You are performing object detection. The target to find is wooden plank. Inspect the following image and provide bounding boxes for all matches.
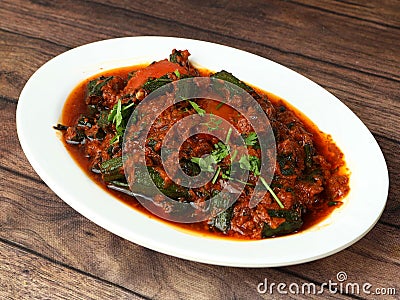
[0,30,68,100]
[0,0,398,297]
[0,0,399,82]
[1,28,399,142]
[0,159,398,298]
[99,0,399,80]
[1,1,399,140]
[290,0,400,28]
[285,225,399,300]
[0,168,357,299]
[0,100,44,185]
[0,241,144,299]
[374,135,400,228]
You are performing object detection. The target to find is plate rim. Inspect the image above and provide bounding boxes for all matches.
[16,36,389,267]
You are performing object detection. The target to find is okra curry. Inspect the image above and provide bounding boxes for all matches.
[55,49,350,239]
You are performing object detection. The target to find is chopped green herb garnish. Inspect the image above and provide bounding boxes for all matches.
[259,177,284,208]
[212,167,221,184]
[238,155,284,208]
[174,69,181,78]
[215,102,224,110]
[190,127,283,208]
[201,114,222,131]
[238,155,261,176]
[212,142,230,162]
[188,100,206,116]
[190,130,232,174]
[108,99,136,144]
[230,149,238,163]
[225,127,233,144]
[244,132,258,146]
[191,155,217,172]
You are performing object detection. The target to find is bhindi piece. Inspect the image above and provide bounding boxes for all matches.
[131,166,189,200]
[262,208,303,238]
[210,206,233,233]
[100,156,124,182]
[104,161,189,200]
[211,70,255,94]
[209,191,235,233]
[180,159,201,177]
[142,75,172,93]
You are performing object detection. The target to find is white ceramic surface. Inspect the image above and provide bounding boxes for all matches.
[16,37,389,267]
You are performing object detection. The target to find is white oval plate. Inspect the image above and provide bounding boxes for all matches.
[17,37,389,267]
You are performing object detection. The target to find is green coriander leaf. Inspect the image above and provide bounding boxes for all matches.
[191,155,216,172]
[108,103,118,122]
[109,134,120,145]
[215,102,224,110]
[238,154,283,208]
[188,100,206,116]
[230,149,238,163]
[225,127,233,144]
[108,100,136,145]
[239,155,251,171]
[248,156,261,176]
[174,69,181,78]
[259,176,284,208]
[244,132,258,146]
[122,101,135,111]
[212,167,221,184]
[239,155,260,176]
[201,114,222,131]
[212,142,230,162]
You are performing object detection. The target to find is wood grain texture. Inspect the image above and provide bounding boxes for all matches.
[1,0,399,140]
[98,0,399,80]
[1,162,365,300]
[290,0,400,28]
[1,100,398,298]
[0,0,399,299]
[0,241,144,300]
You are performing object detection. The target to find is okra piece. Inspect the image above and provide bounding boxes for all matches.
[131,166,189,200]
[100,156,124,182]
[211,70,255,94]
[209,191,235,233]
[262,208,303,238]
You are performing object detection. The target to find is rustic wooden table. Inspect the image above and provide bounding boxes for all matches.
[1,0,399,299]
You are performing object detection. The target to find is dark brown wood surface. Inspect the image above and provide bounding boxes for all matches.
[0,1,399,299]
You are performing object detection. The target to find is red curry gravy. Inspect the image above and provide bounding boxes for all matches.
[58,53,350,240]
